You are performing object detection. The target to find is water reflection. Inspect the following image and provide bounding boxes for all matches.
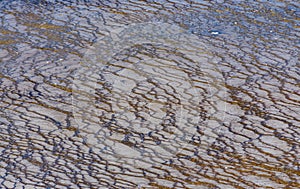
[0,0,299,188]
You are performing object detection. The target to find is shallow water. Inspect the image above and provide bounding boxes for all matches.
[0,0,299,188]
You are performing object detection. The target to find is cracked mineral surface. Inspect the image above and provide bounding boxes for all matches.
[0,0,299,188]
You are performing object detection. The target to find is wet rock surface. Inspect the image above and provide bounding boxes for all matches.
[0,0,299,188]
